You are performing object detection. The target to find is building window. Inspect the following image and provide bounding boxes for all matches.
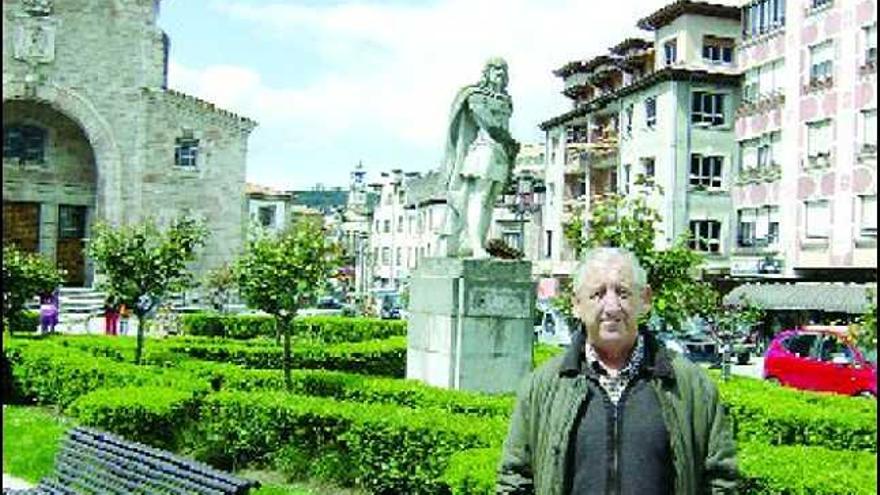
[503,232,522,251]
[702,36,734,64]
[545,230,553,258]
[689,220,721,253]
[806,119,833,160]
[622,163,631,195]
[174,136,199,167]
[809,40,834,84]
[58,205,87,240]
[645,97,657,128]
[692,92,725,126]
[640,157,655,177]
[397,215,404,233]
[396,247,402,266]
[663,39,677,65]
[3,125,47,163]
[383,219,391,233]
[624,105,634,136]
[689,155,723,188]
[811,0,831,9]
[804,200,830,239]
[737,209,757,247]
[381,247,391,266]
[858,195,877,237]
[860,109,877,150]
[743,0,785,38]
[864,24,878,66]
[258,205,276,228]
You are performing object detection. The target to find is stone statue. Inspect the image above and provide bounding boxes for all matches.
[439,57,520,258]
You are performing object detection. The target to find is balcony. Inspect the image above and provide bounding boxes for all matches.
[857,143,877,163]
[859,56,877,77]
[735,163,782,185]
[803,152,832,170]
[802,75,834,95]
[736,91,785,118]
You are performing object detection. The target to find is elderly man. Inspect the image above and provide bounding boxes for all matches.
[497,247,737,494]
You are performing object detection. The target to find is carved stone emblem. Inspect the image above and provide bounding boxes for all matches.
[23,0,53,16]
[13,19,56,64]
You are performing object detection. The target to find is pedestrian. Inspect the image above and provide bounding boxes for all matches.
[38,290,59,334]
[104,296,119,336]
[118,303,130,336]
[497,247,737,494]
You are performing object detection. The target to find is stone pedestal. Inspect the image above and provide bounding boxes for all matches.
[406,257,535,394]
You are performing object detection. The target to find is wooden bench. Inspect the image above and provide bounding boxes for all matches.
[4,426,260,495]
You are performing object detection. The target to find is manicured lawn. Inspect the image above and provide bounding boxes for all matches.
[2,405,345,495]
[2,405,73,483]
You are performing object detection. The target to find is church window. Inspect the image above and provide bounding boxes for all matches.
[175,133,199,168]
[3,125,47,163]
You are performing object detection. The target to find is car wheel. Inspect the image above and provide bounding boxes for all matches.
[766,376,781,386]
[857,391,876,399]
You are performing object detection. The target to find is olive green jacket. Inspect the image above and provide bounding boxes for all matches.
[496,332,737,494]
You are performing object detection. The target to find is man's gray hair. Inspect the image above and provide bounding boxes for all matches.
[572,247,648,293]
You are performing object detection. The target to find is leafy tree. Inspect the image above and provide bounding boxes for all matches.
[849,289,877,358]
[2,244,65,333]
[235,216,339,391]
[87,216,208,364]
[203,263,236,313]
[706,296,765,381]
[558,180,716,332]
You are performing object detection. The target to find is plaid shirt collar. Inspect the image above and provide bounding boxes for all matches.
[583,334,646,404]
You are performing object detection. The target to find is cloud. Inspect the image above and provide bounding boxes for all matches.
[167,0,741,188]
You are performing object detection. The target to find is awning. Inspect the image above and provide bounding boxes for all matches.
[723,283,877,314]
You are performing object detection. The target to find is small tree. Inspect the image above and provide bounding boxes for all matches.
[87,216,208,364]
[849,289,877,357]
[2,244,65,333]
[560,180,716,332]
[235,216,339,391]
[203,263,236,313]
[707,296,765,381]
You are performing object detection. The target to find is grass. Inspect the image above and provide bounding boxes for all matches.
[2,405,356,494]
[2,405,74,483]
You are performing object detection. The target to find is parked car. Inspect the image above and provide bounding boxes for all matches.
[763,325,877,398]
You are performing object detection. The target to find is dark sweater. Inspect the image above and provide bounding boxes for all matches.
[569,335,674,494]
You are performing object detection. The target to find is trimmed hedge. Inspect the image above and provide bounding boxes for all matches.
[175,360,515,417]
[69,386,201,451]
[197,390,508,494]
[154,336,407,377]
[440,443,878,495]
[179,313,407,343]
[716,374,877,452]
[4,310,40,333]
[5,341,205,408]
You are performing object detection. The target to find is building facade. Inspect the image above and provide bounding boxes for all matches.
[2,0,256,286]
[732,0,877,282]
[541,1,746,285]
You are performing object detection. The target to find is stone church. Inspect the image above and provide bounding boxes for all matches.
[2,0,256,286]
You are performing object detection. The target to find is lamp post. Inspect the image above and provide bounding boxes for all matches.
[503,174,546,256]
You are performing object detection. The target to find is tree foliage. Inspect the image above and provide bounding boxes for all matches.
[234,216,340,390]
[849,289,877,355]
[203,263,236,313]
[2,244,65,333]
[86,216,208,363]
[559,181,716,331]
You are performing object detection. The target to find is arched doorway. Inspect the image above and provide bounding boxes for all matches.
[2,100,97,286]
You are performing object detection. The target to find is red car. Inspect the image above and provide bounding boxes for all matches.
[763,326,877,398]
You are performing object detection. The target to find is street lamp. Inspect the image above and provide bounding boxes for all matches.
[503,174,546,254]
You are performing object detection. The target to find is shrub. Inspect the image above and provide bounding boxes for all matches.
[5,341,203,409]
[716,374,877,452]
[180,312,406,343]
[197,391,508,494]
[438,443,878,495]
[4,310,40,333]
[69,386,201,451]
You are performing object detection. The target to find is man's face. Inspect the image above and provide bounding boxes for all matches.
[572,258,647,352]
[487,65,508,92]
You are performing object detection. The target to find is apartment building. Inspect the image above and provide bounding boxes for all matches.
[732,0,877,283]
[541,1,743,281]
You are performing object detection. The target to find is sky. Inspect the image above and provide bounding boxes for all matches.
[156,0,736,191]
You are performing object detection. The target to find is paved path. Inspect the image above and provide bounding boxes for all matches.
[3,473,33,489]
